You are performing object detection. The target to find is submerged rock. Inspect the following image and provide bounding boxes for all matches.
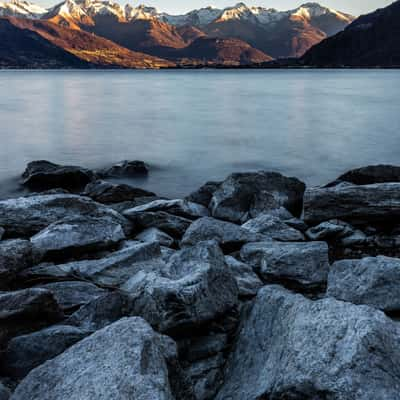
[22,160,96,191]
[99,160,149,177]
[216,285,400,400]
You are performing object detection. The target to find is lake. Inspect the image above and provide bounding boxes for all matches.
[0,69,399,199]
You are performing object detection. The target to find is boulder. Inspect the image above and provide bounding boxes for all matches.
[305,219,354,241]
[99,160,149,177]
[209,171,305,223]
[241,241,330,290]
[1,325,88,378]
[0,193,131,237]
[181,217,265,252]
[334,164,400,186]
[124,211,192,238]
[327,256,400,313]
[225,256,263,298]
[216,285,400,400]
[30,216,125,262]
[33,281,106,312]
[122,241,238,334]
[242,213,305,241]
[83,180,155,204]
[135,227,174,248]
[303,183,400,225]
[22,160,95,191]
[10,317,193,400]
[0,240,32,289]
[185,181,221,207]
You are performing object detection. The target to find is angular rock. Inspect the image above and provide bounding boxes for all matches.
[305,219,354,241]
[327,256,400,313]
[135,227,174,248]
[216,285,400,400]
[241,241,329,289]
[209,171,306,223]
[0,193,131,237]
[22,160,95,191]
[99,160,149,177]
[1,325,88,378]
[285,217,308,232]
[336,164,400,186]
[34,281,106,312]
[304,183,400,225]
[83,180,155,204]
[0,240,32,289]
[181,217,265,252]
[122,241,238,334]
[186,181,221,207]
[10,317,193,400]
[242,213,305,241]
[30,216,125,262]
[225,256,263,298]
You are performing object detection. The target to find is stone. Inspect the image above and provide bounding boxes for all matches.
[185,181,221,207]
[83,180,155,204]
[0,240,32,289]
[0,193,131,237]
[122,241,238,334]
[10,317,193,400]
[99,160,149,177]
[181,217,265,252]
[327,256,400,313]
[21,160,96,191]
[216,285,400,400]
[31,216,125,262]
[209,171,306,223]
[1,325,88,378]
[305,219,354,241]
[135,227,174,248]
[124,199,209,220]
[242,213,305,241]
[33,281,106,312]
[303,183,400,225]
[241,241,330,290]
[225,256,263,298]
[335,164,400,185]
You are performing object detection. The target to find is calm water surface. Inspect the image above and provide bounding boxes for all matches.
[0,69,399,198]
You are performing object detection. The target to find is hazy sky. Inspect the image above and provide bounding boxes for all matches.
[36,0,393,16]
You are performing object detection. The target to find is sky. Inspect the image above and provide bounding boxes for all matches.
[35,0,394,16]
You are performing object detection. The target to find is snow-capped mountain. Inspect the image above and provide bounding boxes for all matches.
[0,0,46,18]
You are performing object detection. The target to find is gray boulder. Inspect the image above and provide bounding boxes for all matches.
[327,256,400,313]
[216,285,400,400]
[209,171,305,223]
[242,213,305,241]
[0,193,131,237]
[135,227,174,248]
[0,240,32,289]
[21,160,96,191]
[30,216,125,262]
[305,219,354,241]
[1,325,87,378]
[10,317,193,400]
[304,183,400,225]
[99,160,149,177]
[186,181,221,207]
[241,241,330,289]
[83,180,155,204]
[181,217,265,252]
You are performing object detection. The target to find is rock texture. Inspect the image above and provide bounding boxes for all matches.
[99,160,149,177]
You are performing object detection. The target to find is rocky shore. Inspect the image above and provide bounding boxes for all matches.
[1,160,400,399]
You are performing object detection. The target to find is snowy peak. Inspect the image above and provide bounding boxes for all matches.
[292,3,353,23]
[0,0,46,18]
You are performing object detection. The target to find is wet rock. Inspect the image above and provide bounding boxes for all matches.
[209,171,305,223]
[242,213,305,241]
[225,256,263,298]
[10,317,193,400]
[305,219,354,241]
[0,193,131,237]
[335,164,400,186]
[216,285,400,400]
[99,160,149,177]
[304,183,400,225]
[241,241,329,290]
[83,180,155,204]
[135,227,174,248]
[181,217,265,253]
[327,256,400,313]
[22,160,96,191]
[0,240,32,290]
[186,181,221,207]
[124,211,192,238]
[1,325,87,378]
